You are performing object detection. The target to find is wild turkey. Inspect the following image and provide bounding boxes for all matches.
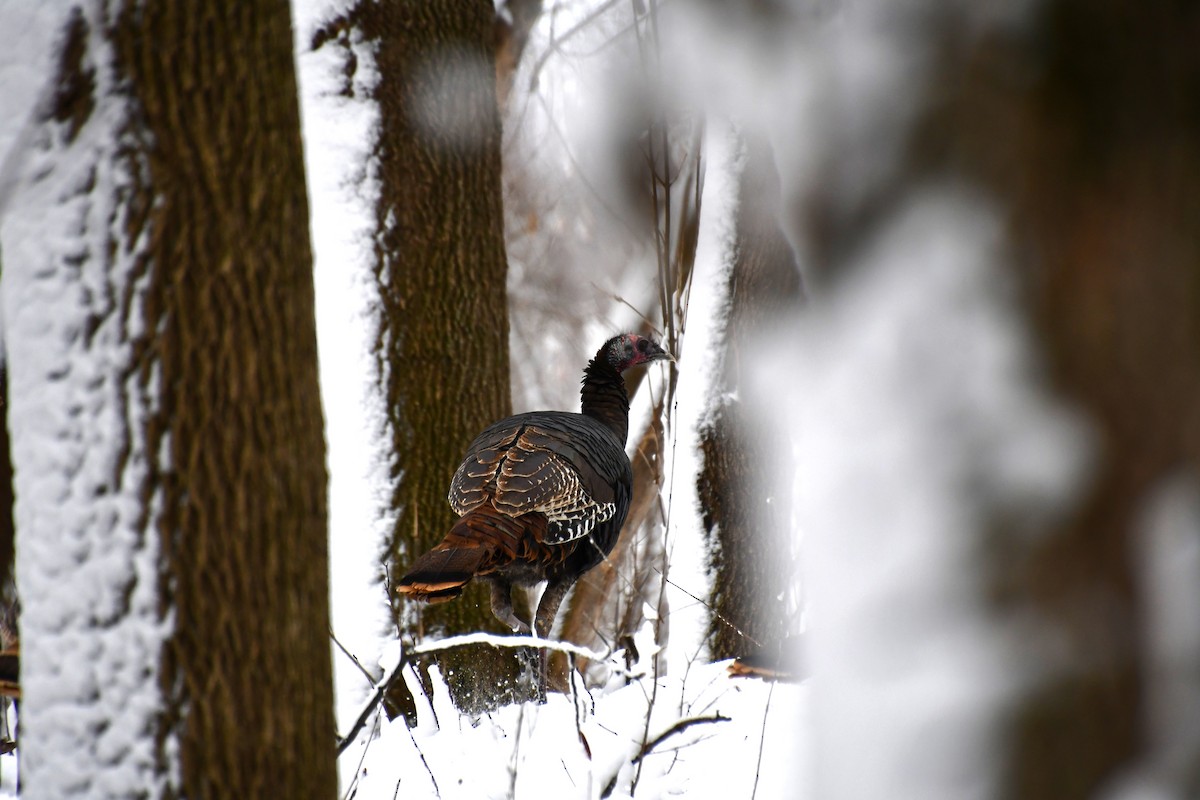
[397,333,672,638]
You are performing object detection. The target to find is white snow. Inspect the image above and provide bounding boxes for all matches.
[339,631,805,800]
[0,4,173,796]
[655,118,743,673]
[1102,476,1200,800]
[290,0,398,783]
[0,5,66,224]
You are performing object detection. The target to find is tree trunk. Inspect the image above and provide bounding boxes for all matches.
[320,0,518,713]
[2,3,336,796]
[697,137,802,661]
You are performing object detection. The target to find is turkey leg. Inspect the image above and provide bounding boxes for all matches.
[534,577,573,638]
[488,578,531,634]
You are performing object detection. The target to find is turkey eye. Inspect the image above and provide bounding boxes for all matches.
[637,339,649,352]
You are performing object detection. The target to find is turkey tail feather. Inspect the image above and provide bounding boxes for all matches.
[397,509,550,602]
[396,545,486,602]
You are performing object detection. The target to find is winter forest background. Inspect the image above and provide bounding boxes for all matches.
[0,1,1197,798]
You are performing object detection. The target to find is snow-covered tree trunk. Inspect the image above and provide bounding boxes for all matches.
[1,3,335,796]
[309,0,519,714]
[696,134,802,662]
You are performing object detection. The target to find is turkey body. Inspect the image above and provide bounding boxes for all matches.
[396,333,670,637]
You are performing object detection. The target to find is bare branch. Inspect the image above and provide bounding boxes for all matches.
[330,627,376,683]
[527,0,625,89]
[405,711,442,799]
[654,568,764,650]
[336,651,408,757]
[339,712,380,800]
[632,714,733,765]
[410,631,610,662]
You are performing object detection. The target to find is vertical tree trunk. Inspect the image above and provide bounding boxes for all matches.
[697,137,802,661]
[322,0,518,712]
[3,2,336,796]
[123,4,337,794]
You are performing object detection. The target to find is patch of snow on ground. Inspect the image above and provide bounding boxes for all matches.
[340,635,804,800]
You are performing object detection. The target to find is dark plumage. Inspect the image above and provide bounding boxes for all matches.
[397,333,672,637]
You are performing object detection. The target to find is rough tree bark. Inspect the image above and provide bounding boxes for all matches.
[4,3,336,796]
[123,3,336,795]
[314,0,518,713]
[697,137,802,661]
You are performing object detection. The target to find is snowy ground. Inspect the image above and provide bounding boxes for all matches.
[336,637,805,800]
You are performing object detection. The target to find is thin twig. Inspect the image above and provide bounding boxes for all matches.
[594,286,663,335]
[527,0,624,89]
[508,705,525,798]
[631,6,664,790]
[406,715,441,799]
[631,714,732,764]
[653,567,764,650]
[569,653,590,760]
[751,680,777,800]
[330,628,375,683]
[341,712,381,800]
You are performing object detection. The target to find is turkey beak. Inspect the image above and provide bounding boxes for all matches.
[647,343,675,364]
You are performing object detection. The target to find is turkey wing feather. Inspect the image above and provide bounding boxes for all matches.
[447,415,625,544]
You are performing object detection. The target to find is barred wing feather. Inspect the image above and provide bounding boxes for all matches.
[448,417,623,544]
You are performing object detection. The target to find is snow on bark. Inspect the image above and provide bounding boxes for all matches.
[656,119,743,672]
[291,0,394,765]
[0,6,173,797]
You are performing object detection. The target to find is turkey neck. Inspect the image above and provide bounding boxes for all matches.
[580,356,630,444]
